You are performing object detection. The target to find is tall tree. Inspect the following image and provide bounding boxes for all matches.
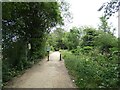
[81,27,97,47]
[67,27,81,50]
[2,2,66,82]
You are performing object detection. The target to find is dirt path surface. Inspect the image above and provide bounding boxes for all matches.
[5,51,76,88]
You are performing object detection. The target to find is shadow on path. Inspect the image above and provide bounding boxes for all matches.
[5,51,76,88]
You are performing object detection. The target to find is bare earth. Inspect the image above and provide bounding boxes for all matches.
[5,51,76,88]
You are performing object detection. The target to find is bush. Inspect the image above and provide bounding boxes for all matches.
[61,50,118,88]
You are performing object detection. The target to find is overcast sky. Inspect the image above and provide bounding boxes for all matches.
[64,0,118,37]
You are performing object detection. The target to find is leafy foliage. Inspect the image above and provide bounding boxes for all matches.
[61,48,118,88]
[47,28,67,50]
[59,18,119,88]
[2,2,64,83]
[48,21,119,88]
[98,16,116,35]
[47,27,82,50]
[81,27,97,47]
[95,30,118,54]
[98,0,120,19]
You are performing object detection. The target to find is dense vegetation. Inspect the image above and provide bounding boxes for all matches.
[47,16,119,88]
[1,0,119,88]
[2,2,69,83]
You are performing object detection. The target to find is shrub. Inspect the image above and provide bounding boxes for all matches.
[61,50,118,88]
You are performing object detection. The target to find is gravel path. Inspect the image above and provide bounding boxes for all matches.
[5,51,76,88]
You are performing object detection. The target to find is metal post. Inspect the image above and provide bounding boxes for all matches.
[47,51,49,61]
[60,53,62,61]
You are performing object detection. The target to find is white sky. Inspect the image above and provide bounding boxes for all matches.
[64,0,118,37]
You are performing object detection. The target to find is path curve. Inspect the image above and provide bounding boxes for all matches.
[5,51,76,88]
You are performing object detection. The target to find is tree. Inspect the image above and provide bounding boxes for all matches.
[47,28,66,50]
[67,27,81,50]
[2,2,65,82]
[98,0,120,19]
[95,30,118,54]
[81,27,97,47]
[47,27,82,51]
[98,16,116,34]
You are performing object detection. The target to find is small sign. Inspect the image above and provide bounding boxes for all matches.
[28,43,31,50]
[47,46,51,51]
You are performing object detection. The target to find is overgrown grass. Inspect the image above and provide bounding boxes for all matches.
[61,50,119,88]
